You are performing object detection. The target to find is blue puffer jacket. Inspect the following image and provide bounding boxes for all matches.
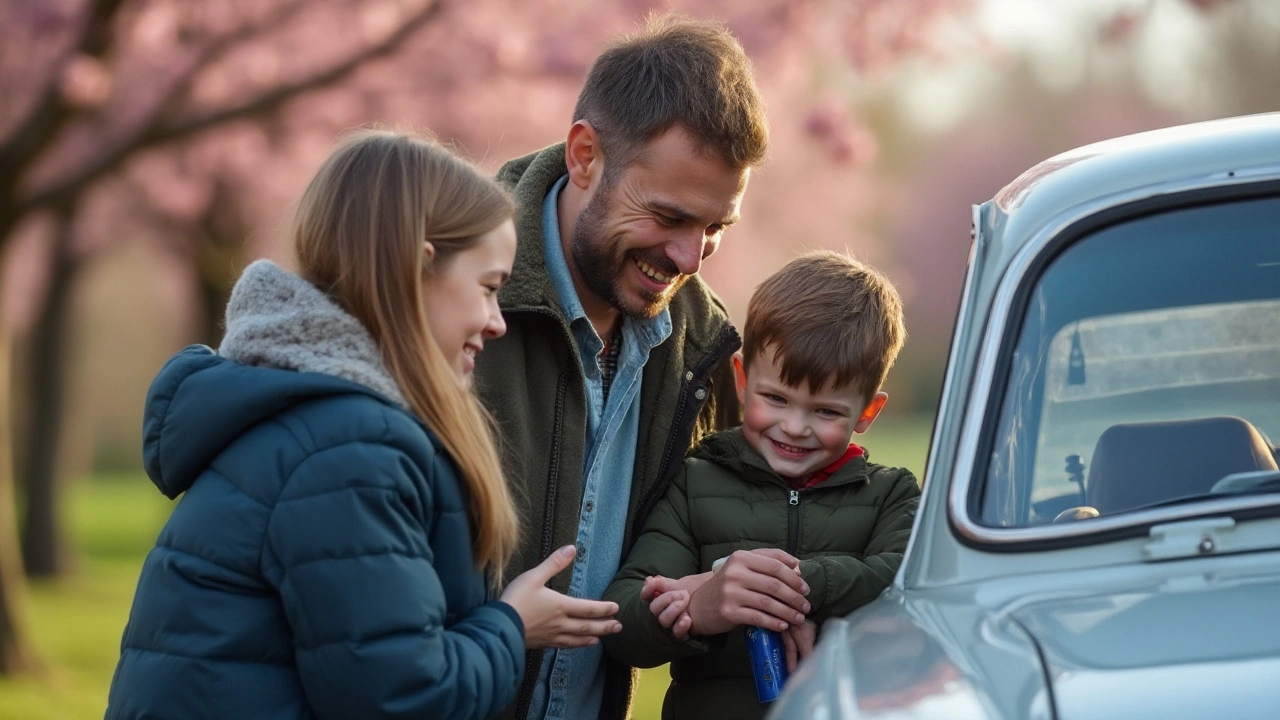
[106,261,524,720]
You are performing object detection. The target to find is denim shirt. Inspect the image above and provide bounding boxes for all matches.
[526,177,673,720]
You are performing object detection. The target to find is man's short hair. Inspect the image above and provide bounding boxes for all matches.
[743,251,906,405]
[573,13,769,176]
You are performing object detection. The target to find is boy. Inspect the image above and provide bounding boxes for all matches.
[602,251,921,720]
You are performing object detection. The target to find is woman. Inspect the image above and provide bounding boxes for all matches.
[106,130,620,720]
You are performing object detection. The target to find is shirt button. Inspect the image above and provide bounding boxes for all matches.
[552,674,567,688]
[694,388,707,400]
[584,500,594,512]
[576,542,587,560]
[684,371,694,381]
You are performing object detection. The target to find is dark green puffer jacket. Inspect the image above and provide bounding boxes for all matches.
[602,428,921,720]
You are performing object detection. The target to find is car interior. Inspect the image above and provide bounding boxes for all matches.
[1083,416,1280,516]
[978,193,1280,530]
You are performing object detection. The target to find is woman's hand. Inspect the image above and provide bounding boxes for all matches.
[500,545,622,649]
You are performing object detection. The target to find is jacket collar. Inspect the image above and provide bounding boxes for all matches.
[497,142,570,314]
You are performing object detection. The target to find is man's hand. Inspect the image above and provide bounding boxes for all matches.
[685,549,810,636]
[781,620,817,672]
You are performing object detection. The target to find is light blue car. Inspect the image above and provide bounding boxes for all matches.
[769,113,1280,719]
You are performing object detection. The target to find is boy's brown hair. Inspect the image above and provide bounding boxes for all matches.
[743,250,906,405]
[573,13,769,178]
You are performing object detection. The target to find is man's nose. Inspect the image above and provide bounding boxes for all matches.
[665,232,706,276]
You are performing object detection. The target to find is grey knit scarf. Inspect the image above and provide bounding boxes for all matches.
[218,259,409,408]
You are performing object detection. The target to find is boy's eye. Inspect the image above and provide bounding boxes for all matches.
[762,393,786,404]
[816,408,843,418]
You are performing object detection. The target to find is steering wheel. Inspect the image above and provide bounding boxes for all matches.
[1052,506,1100,523]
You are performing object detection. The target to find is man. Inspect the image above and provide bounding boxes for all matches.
[475,14,808,720]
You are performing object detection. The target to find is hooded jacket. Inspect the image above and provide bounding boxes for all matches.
[475,144,742,719]
[106,261,524,720]
[602,428,921,720]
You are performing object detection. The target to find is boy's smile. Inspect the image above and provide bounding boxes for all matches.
[734,346,886,481]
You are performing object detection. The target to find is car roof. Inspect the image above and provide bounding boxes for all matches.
[984,111,1280,268]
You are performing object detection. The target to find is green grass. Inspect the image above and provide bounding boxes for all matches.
[0,475,171,720]
[0,415,932,720]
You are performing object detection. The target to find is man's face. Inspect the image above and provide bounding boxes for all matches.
[570,125,748,319]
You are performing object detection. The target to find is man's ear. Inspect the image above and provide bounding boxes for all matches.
[853,392,888,434]
[732,352,748,406]
[565,120,603,192]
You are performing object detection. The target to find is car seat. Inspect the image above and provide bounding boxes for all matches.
[1085,416,1279,516]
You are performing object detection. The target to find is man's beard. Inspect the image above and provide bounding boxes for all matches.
[569,185,688,320]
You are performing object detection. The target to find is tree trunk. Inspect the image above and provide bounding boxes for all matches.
[19,205,79,577]
[194,185,249,348]
[197,261,231,348]
[0,313,39,674]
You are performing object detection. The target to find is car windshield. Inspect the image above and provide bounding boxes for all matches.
[977,194,1280,529]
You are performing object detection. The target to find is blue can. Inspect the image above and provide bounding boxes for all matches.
[744,625,789,703]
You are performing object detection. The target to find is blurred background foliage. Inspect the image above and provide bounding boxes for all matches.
[0,0,1275,715]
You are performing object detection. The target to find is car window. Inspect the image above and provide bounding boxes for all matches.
[978,194,1280,529]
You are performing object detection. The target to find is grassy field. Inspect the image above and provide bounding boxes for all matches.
[0,414,932,720]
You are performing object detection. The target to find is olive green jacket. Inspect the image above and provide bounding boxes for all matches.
[601,428,921,720]
[475,143,742,720]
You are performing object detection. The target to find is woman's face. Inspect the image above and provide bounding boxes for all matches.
[422,219,517,384]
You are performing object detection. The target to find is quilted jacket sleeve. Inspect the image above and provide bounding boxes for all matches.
[799,469,921,625]
[602,466,710,668]
[261,438,524,720]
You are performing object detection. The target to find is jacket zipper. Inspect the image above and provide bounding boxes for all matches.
[506,306,578,573]
[630,325,740,552]
[510,308,578,720]
[787,489,801,555]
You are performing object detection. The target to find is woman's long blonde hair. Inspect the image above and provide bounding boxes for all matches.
[292,129,518,585]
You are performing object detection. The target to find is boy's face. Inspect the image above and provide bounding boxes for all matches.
[735,345,887,480]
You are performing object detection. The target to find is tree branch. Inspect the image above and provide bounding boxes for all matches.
[0,0,127,198]
[23,0,445,213]
[161,0,445,138]
[153,0,313,120]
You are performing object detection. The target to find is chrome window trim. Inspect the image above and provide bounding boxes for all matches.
[948,169,1280,545]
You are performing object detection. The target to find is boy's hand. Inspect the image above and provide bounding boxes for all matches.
[646,589,693,639]
[685,549,810,636]
[641,572,713,602]
[781,620,818,672]
[641,574,711,640]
